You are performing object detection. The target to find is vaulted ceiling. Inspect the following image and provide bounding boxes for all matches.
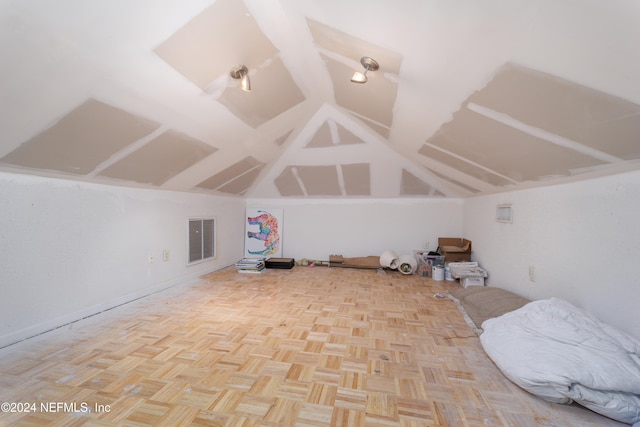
[1,0,639,198]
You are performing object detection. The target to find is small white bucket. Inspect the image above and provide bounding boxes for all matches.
[432,266,444,281]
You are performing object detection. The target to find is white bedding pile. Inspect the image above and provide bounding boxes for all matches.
[480,297,640,425]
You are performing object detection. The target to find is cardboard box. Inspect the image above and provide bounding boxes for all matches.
[438,238,472,263]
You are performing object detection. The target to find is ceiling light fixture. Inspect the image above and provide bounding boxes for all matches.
[351,56,379,84]
[230,65,251,92]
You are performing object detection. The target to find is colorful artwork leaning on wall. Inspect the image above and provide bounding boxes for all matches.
[245,208,283,257]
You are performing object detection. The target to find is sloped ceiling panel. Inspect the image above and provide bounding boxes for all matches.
[421,62,640,188]
[306,122,334,148]
[427,168,482,194]
[217,164,265,195]
[418,145,513,187]
[342,163,370,196]
[99,130,217,186]
[274,130,294,147]
[326,56,396,134]
[467,63,640,160]
[274,166,304,197]
[196,156,264,195]
[336,124,366,146]
[356,118,395,140]
[401,170,444,196]
[154,0,277,90]
[155,0,306,129]
[297,165,342,196]
[257,103,458,199]
[274,163,371,197]
[0,99,160,175]
[218,57,306,128]
[427,108,606,182]
[306,18,403,76]
[307,18,402,139]
[2,2,639,199]
[306,121,365,148]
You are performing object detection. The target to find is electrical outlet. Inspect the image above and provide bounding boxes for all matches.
[148,254,154,264]
[528,265,536,282]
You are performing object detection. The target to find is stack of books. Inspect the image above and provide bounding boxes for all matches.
[235,258,266,274]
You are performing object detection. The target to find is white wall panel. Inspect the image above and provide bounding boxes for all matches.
[247,198,464,260]
[0,172,245,347]
[463,170,640,339]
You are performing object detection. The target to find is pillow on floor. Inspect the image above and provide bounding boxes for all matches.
[448,286,530,334]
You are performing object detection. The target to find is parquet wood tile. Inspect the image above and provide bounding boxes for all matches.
[0,266,629,426]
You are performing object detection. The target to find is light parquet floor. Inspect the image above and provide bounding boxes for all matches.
[0,266,628,426]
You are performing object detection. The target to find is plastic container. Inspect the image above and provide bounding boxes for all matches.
[444,265,455,281]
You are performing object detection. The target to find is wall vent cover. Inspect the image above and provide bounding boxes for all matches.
[496,204,513,223]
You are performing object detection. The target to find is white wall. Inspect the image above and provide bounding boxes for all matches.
[247,198,464,260]
[5,169,638,346]
[0,172,245,347]
[463,170,640,339]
